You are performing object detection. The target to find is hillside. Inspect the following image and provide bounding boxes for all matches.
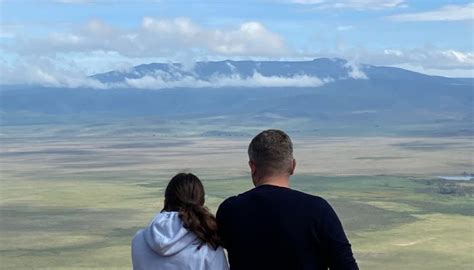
[1,58,472,134]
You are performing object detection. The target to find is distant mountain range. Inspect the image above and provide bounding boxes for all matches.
[1,58,473,133]
[92,58,363,85]
[90,58,470,88]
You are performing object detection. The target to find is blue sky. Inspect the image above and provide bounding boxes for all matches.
[0,0,473,87]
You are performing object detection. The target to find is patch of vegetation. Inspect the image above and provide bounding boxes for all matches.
[393,141,465,151]
[416,178,474,197]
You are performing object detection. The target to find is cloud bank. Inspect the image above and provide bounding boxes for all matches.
[8,18,288,58]
[125,71,333,90]
[0,57,336,89]
[378,49,474,70]
[1,12,472,84]
[0,57,108,88]
[388,3,474,22]
[290,0,406,10]
[317,48,474,72]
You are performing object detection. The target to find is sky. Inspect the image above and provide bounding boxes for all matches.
[0,0,473,87]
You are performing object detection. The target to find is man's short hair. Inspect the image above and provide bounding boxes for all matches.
[248,129,294,177]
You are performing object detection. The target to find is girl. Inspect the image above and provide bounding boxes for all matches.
[132,173,228,270]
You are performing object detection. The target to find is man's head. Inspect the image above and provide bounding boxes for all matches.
[248,129,296,186]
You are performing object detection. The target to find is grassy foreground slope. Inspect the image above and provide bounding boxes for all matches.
[0,126,472,269]
[1,173,472,269]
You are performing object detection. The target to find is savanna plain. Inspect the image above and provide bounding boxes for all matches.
[0,121,473,269]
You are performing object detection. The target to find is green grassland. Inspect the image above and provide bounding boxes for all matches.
[1,173,472,269]
[0,123,473,269]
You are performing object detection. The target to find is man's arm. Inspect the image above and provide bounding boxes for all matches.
[216,199,231,249]
[319,200,359,270]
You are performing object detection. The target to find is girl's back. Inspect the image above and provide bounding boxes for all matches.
[131,173,228,270]
[132,212,227,270]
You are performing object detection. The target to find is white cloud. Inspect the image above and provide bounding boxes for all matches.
[383,49,403,57]
[9,17,288,58]
[140,18,287,56]
[0,57,107,88]
[312,48,474,72]
[345,61,368,79]
[389,63,474,78]
[440,50,474,64]
[378,48,474,69]
[388,3,474,22]
[337,25,353,31]
[290,0,406,10]
[125,71,331,90]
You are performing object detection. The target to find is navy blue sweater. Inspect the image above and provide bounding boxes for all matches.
[216,184,358,270]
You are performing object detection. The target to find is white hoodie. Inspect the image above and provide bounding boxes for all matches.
[132,211,229,270]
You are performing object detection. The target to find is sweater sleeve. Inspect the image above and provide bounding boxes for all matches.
[216,198,232,249]
[318,200,359,270]
[206,247,229,270]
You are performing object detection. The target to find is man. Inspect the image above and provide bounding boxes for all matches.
[216,129,358,270]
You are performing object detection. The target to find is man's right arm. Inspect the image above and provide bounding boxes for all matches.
[216,199,232,249]
[318,200,359,270]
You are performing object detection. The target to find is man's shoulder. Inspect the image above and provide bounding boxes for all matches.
[217,191,247,211]
[218,186,330,210]
[218,195,237,210]
[291,188,329,202]
[216,187,258,216]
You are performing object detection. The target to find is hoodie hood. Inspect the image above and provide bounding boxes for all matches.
[144,211,198,256]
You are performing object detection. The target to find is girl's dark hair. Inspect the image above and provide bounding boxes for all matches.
[162,173,222,250]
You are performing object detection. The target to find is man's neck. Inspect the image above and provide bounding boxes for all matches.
[255,175,290,188]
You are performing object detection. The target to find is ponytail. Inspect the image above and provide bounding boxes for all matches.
[163,173,222,250]
[179,202,222,250]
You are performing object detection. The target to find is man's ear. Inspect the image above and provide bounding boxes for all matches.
[289,159,296,175]
[249,160,257,177]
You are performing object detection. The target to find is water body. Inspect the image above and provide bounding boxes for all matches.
[438,176,473,181]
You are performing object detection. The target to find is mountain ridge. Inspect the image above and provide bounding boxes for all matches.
[1,58,472,134]
[90,58,451,87]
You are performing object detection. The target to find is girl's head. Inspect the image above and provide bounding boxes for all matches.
[164,173,205,211]
[163,173,221,249]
